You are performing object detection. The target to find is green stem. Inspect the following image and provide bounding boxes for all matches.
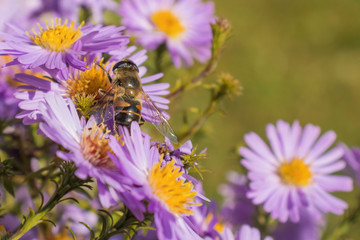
[179,98,218,143]
[155,44,166,74]
[10,163,92,240]
[254,207,271,237]
[10,187,67,240]
[322,195,360,240]
[167,57,217,100]
[10,208,49,240]
[167,18,231,100]
[96,208,153,240]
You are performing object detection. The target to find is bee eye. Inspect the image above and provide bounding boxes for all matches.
[113,61,128,71]
[113,60,139,73]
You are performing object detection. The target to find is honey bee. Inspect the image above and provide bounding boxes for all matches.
[93,59,178,144]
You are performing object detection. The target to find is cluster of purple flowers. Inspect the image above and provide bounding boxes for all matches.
[0,0,358,240]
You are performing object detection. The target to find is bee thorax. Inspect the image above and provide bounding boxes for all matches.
[126,88,137,97]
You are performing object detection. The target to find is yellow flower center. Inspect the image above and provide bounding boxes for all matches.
[66,59,111,100]
[81,123,121,169]
[214,222,225,234]
[278,158,312,186]
[148,158,199,215]
[205,213,225,234]
[29,18,83,52]
[151,10,185,38]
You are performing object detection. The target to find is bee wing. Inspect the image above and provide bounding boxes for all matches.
[92,83,119,125]
[142,92,178,144]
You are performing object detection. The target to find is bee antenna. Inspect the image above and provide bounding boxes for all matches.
[97,63,113,83]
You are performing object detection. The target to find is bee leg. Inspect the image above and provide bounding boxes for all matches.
[139,117,145,126]
[98,88,107,97]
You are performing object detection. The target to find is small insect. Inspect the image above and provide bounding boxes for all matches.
[93,59,178,144]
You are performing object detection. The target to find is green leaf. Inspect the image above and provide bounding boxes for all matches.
[2,178,14,196]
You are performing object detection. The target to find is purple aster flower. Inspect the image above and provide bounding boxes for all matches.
[108,122,203,240]
[0,18,129,78]
[119,0,214,67]
[240,120,353,223]
[0,214,38,240]
[151,138,208,194]
[0,56,32,121]
[272,210,324,240]
[342,144,360,187]
[0,186,38,239]
[0,79,19,121]
[37,92,127,207]
[0,0,42,31]
[218,171,255,228]
[32,0,118,24]
[187,201,224,239]
[53,203,98,239]
[153,138,202,170]
[14,48,170,125]
[221,225,273,240]
[80,0,119,23]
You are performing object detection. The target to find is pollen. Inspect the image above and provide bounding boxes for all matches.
[278,158,313,186]
[66,59,111,100]
[81,123,121,169]
[28,18,83,52]
[151,10,185,38]
[148,158,200,216]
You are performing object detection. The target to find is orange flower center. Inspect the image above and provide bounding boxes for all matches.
[81,123,121,169]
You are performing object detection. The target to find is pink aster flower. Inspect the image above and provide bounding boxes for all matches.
[119,0,214,67]
[0,18,129,78]
[108,122,202,240]
[14,48,170,125]
[239,120,353,223]
[38,92,127,207]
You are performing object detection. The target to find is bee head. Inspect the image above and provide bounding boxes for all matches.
[112,59,139,73]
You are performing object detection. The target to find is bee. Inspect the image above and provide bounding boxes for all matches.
[93,59,178,144]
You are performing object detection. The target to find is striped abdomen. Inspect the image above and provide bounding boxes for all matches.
[114,97,142,127]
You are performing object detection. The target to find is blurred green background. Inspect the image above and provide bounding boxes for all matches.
[144,1,360,237]
[169,0,360,199]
